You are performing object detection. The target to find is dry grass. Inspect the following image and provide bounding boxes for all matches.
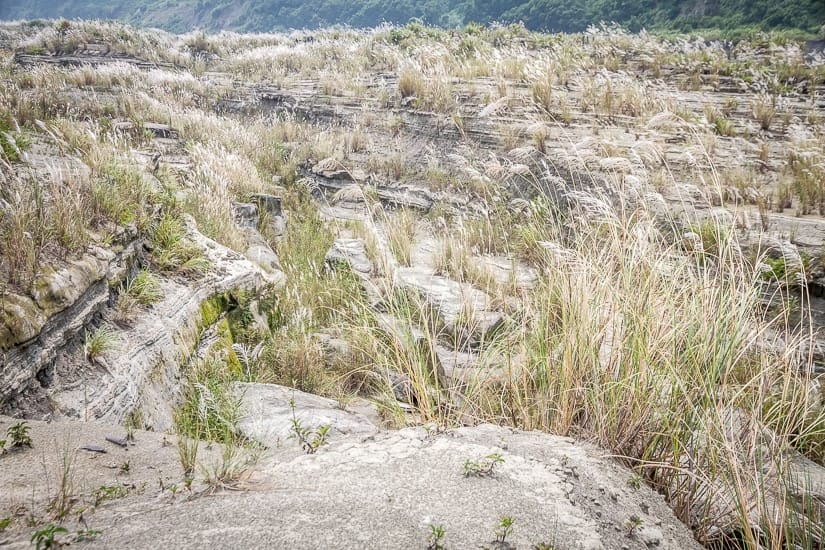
[2,20,825,549]
[382,208,418,266]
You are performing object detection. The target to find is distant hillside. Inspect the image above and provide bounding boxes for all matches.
[1,0,823,36]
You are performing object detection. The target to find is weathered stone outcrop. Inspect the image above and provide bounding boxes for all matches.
[13,47,167,70]
[0,227,142,409]
[231,201,285,285]
[394,266,504,348]
[44,219,269,429]
[305,160,434,211]
[324,237,373,280]
[234,382,380,445]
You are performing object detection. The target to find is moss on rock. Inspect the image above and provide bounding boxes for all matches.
[0,293,47,349]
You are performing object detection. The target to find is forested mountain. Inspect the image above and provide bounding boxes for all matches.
[1,0,823,36]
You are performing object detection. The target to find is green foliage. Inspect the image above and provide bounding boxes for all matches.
[174,355,242,444]
[150,213,209,275]
[73,529,102,542]
[0,112,29,162]
[92,484,129,506]
[495,516,514,544]
[91,163,151,227]
[713,116,736,137]
[31,524,68,550]
[7,421,32,448]
[463,453,504,477]
[289,396,331,454]
[427,524,447,550]
[1,0,822,36]
[84,325,119,362]
[124,269,163,306]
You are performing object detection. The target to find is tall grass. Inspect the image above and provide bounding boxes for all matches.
[389,187,824,547]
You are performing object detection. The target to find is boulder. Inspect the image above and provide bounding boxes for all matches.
[325,238,373,280]
[243,228,284,285]
[41,218,269,429]
[31,255,108,317]
[312,157,362,181]
[232,202,259,229]
[661,183,710,208]
[394,267,504,348]
[142,122,178,139]
[233,382,380,445]
[250,193,283,217]
[0,241,143,408]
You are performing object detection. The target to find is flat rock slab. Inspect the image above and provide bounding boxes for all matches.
[325,238,373,279]
[233,382,380,445]
[243,228,285,285]
[476,256,539,289]
[394,266,503,347]
[33,424,702,550]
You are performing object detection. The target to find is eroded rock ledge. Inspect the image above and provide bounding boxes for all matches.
[0,225,142,411]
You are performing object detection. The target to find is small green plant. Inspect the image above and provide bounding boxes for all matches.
[49,443,77,521]
[627,474,643,490]
[713,116,735,137]
[463,453,504,477]
[0,516,12,532]
[0,438,6,454]
[84,325,118,362]
[201,438,253,490]
[289,396,331,454]
[753,94,777,131]
[495,516,514,544]
[427,523,447,550]
[150,213,209,275]
[625,514,643,536]
[31,524,68,550]
[92,484,129,506]
[7,421,32,448]
[177,433,199,478]
[123,269,163,306]
[73,528,101,542]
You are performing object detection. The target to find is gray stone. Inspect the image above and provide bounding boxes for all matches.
[394,267,504,348]
[0,420,702,550]
[661,183,710,208]
[142,122,178,139]
[42,217,271,430]
[233,382,380,445]
[743,235,803,271]
[312,157,358,180]
[243,228,284,285]
[0,241,142,408]
[325,238,373,279]
[250,193,282,216]
[232,202,259,229]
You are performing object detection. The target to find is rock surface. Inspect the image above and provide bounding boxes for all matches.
[395,266,504,348]
[0,232,142,409]
[234,382,380,445]
[325,237,373,280]
[0,417,702,550]
[44,219,269,430]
